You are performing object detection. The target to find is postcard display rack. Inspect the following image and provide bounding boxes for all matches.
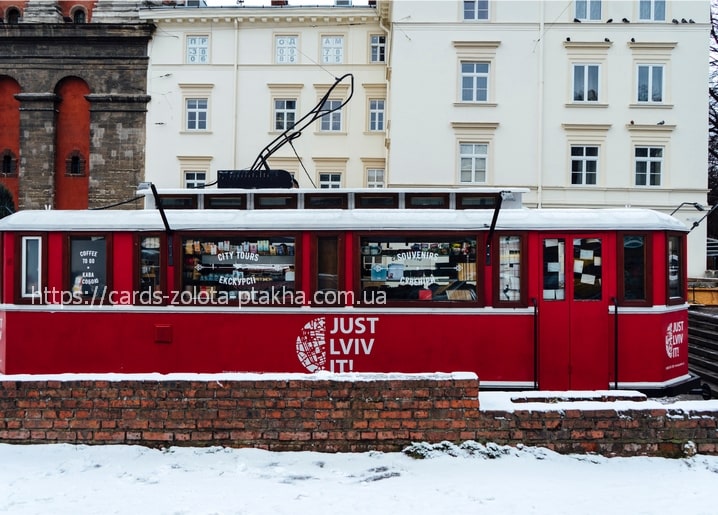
[181,236,295,301]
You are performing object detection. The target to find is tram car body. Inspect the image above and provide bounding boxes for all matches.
[0,187,697,394]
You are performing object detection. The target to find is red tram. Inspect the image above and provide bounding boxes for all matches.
[0,186,698,395]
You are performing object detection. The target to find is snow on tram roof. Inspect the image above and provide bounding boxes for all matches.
[0,207,688,232]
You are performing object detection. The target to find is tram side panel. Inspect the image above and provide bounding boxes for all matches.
[0,309,535,380]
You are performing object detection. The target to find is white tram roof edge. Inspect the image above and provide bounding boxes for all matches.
[0,207,689,233]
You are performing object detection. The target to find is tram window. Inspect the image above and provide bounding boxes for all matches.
[406,194,449,209]
[456,194,497,210]
[159,196,196,209]
[496,235,523,304]
[315,236,342,305]
[543,238,565,300]
[180,235,296,305]
[359,235,478,303]
[355,193,398,209]
[573,238,602,300]
[21,236,42,299]
[205,195,246,209]
[621,235,648,303]
[667,234,684,303]
[69,236,108,298]
[139,236,162,295]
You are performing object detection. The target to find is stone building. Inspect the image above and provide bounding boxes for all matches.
[0,0,154,211]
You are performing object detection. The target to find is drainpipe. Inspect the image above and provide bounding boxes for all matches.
[536,0,544,208]
[233,17,239,168]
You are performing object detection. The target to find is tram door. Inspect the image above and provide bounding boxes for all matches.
[538,235,609,390]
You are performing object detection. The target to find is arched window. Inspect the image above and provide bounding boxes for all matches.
[1,149,17,176]
[6,7,21,24]
[65,151,86,176]
[73,8,86,24]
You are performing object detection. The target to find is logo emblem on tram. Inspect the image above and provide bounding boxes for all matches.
[296,316,379,373]
[664,321,685,359]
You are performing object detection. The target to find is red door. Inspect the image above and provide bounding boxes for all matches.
[538,235,609,390]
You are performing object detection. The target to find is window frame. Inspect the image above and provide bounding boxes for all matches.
[356,232,482,307]
[634,145,664,187]
[570,145,599,185]
[184,171,207,189]
[492,233,527,307]
[177,231,300,306]
[617,232,653,307]
[186,34,210,65]
[65,233,112,304]
[275,34,299,64]
[574,0,601,21]
[17,234,45,304]
[666,232,685,305]
[636,64,664,103]
[369,34,386,63]
[459,142,489,184]
[460,61,490,103]
[639,0,666,21]
[319,172,342,189]
[274,98,297,132]
[320,35,344,64]
[572,63,601,103]
[463,0,489,21]
[368,98,385,132]
[366,168,385,188]
[185,97,209,132]
[319,99,343,132]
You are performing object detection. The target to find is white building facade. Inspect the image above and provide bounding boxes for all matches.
[140,0,710,275]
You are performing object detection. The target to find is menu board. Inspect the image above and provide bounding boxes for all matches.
[70,237,107,296]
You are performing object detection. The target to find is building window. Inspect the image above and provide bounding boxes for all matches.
[463,0,489,20]
[637,64,663,103]
[575,0,601,21]
[319,173,342,188]
[321,35,344,64]
[1,149,17,176]
[274,99,297,131]
[276,35,298,64]
[72,9,86,23]
[319,100,342,132]
[370,34,386,63]
[573,64,600,102]
[570,146,598,185]
[184,171,206,189]
[186,35,209,64]
[366,168,385,188]
[186,98,208,131]
[635,146,663,186]
[6,8,20,24]
[21,236,41,299]
[639,0,665,21]
[65,151,86,176]
[460,143,488,183]
[461,62,489,102]
[369,99,385,131]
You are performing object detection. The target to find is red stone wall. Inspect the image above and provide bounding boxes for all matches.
[0,375,716,457]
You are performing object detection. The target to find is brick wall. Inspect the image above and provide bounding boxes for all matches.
[0,374,716,457]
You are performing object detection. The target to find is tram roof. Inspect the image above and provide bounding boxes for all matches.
[0,207,688,233]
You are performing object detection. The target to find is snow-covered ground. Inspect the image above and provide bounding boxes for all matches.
[1,439,717,514]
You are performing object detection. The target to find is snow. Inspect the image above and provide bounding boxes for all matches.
[1,388,717,514]
[1,440,717,514]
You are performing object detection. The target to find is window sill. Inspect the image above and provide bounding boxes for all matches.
[180,130,213,135]
[565,103,608,108]
[314,131,348,136]
[629,103,674,109]
[453,102,497,108]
